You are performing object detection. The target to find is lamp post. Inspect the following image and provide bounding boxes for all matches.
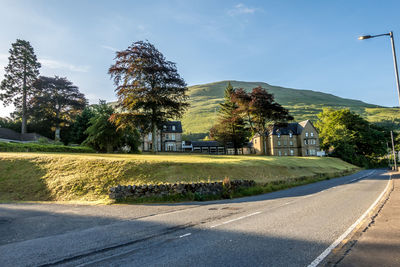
[359,31,400,170]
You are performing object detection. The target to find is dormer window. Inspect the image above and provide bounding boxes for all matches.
[305,132,309,137]
[277,133,281,138]
[172,125,176,131]
[289,132,293,138]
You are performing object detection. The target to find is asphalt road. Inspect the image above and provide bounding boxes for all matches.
[0,169,391,267]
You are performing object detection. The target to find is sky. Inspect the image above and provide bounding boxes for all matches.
[1,0,400,117]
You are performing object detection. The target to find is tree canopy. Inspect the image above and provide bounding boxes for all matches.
[210,82,249,154]
[316,108,387,167]
[31,76,86,140]
[0,39,41,134]
[108,40,189,153]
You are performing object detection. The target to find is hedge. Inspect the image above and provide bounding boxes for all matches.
[0,142,95,153]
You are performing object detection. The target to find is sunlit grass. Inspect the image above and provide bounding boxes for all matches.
[0,152,358,203]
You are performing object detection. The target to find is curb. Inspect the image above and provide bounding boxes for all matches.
[321,172,396,266]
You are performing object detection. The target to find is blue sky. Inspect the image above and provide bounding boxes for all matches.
[1,0,400,117]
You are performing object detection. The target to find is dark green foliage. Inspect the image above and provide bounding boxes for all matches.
[83,101,140,153]
[0,39,41,134]
[68,106,95,144]
[210,82,249,154]
[0,142,94,153]
[108,40,189,153]
[31,76,87,141]
[316,108,387,167]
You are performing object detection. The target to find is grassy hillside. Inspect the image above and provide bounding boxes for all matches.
[182,80,400,137]
[0,152,357,202]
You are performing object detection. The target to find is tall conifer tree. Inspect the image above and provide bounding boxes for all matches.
[0,39,41,134]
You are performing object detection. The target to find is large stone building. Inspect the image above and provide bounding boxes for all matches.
[251,120,320,156]
[141,121,183,152]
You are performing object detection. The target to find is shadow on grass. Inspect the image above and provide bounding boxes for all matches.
[0,159,51,202]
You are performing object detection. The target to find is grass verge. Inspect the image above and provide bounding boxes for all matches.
[0,152,359,203]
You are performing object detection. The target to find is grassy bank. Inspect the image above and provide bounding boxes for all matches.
[0,152,359,203]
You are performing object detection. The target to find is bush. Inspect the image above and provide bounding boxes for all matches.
[0,142,95,153]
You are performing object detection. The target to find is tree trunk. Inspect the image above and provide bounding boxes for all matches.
[55,127,61,141]
[21,66,27,134]
[106,143,113,153]
[152,123,157,154]
[263,135,267,155]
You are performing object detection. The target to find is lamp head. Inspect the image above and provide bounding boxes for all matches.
[358,35,372,40]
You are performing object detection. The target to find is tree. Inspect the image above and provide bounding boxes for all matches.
[232,87,293,154]
[316,108,387,167]
[108,40,189,153]
[0,39,41,134]
[69,106,95,144]
[209,82,249,154]
[83,101,140,153]
[31,76,86,141]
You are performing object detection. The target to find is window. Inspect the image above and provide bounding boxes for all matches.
[148,133,152,141]
[304,139,307,145]
[255,139,257,144]
[306,149,309,156]
[290,140,293,146]
[305,132,309,137]
[163,125,166,130]
[278,150,281,156]
[171,133,175,140]
[311,132,314,137]
[290,149,294,156]
[283,140,287,146]
[165,134,169,140]
[289,132,293,138]
[277,133,281,138]
[172,125,176,131]
[277,140,281,146]
[284,151,288,156]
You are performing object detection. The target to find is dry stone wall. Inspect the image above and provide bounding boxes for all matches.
[109,180,256,200]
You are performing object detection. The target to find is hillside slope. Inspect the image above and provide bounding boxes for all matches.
[182,80,399,136]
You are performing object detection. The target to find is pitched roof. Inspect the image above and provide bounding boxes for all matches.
[162,121,182,133]
[192,140,223,147]
[268,120,314,136]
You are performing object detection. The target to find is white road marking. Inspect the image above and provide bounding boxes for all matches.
[179,233,191,238]
[307,173,391,267]
[210,211,261,228]
[349,170,375,183]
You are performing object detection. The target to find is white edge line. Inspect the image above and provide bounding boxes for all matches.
[210,211,261,228]
[179,233,191,238]
[307,172,391,267]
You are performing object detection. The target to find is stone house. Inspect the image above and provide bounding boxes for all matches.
[141,121,183,152]
[251,120,320,156]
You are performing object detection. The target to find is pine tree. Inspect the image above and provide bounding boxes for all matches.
[210,82,249,155]
[0,39,41,134]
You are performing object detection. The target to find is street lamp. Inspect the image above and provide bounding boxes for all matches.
[358,31,400,170]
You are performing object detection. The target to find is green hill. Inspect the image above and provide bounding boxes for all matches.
[182,80,400,137]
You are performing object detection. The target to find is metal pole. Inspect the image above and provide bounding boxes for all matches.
[389,31,400,106]
[391,130,397,170]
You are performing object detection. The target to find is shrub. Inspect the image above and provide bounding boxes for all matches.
[0,142,95,153]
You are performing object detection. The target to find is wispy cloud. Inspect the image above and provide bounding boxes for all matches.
[228,3,259,16]
[39,58,90,73]
[101,45,118,52]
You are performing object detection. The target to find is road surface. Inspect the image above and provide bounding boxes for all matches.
[0,169,391,266]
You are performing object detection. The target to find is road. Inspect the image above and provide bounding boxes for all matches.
[0,169,391,267]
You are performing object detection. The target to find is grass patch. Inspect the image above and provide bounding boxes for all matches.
[0,152,359,203]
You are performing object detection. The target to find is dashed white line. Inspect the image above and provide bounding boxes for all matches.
[210,211,262,228]
[307,172,391,267]
[179,233,192,238]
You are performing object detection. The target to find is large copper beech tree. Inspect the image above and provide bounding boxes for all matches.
[108,41,189,153]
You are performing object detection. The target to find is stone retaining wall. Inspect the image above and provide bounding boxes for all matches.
[109,180,256,200]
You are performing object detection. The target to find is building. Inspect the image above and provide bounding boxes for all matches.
[141,121,183,152]
[251,120,320,156]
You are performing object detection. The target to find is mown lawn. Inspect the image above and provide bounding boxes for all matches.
[0,152,358,203]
